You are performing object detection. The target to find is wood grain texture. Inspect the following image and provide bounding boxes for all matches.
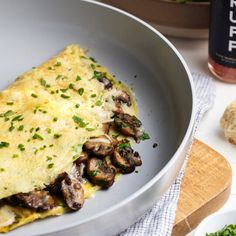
[172,139,232,236]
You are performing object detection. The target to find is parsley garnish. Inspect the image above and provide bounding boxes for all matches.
[6,102,14,105]
[53,134,62,139]
[78,88,84,96]
[139,132,150,141]
[61,94,70,99]
[93,71,103,80]
[18,144,25,151]
[53,117,58,122]
[54,61,62,67]
[0,142,9,149]
[76,75,82,81]
[31,93,38,98]
[95,100,102,106]
[18,125,24,131]
[32,133,44,140]
[206,224,236,236]
[72,115,87,128]
[75,104,80,108]
[47,163,54,169]
[12,154,19,158]
[91,94,96,98]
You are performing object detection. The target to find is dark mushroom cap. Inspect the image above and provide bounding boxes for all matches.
[86,157,116,189]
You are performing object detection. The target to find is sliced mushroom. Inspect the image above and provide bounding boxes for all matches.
[112,142,142,173]
[11,190,55,211]
[113,91,131,107]
[113,113,142,141]
[83,135,114,157]
[61,174,84,211]
[98,76,113,90]
[74,151,89,165]
[46,172,67,194]
[86,157,116,188]
[132,151,142,166]
[70,162,86,184]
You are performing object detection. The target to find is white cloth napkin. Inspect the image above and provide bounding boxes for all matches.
[120,72,215,236]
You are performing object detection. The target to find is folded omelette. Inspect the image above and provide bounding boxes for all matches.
[0,45,149,232]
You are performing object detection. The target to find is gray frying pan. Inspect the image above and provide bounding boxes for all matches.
[0,0,195,235]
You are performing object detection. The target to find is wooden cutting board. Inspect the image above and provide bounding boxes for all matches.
[172,139,232,236]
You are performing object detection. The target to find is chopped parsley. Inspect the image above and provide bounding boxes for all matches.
[53,134,62,139]
[61,94,70,99]
[40,78,51,88]
[69,83,74,89]
[139,132,150,141]
[91,64,96,70]
[0,142,9,149]
[0,110,14,120]
[76,75,82,81]
[6,102,14,106]
[119,142,131,149]
[8,125,15,132]
[54,61,62,67]
[46,128,52,134]
[32,133,44,140]
[75,104,80,108]
[93,71,103,80]
[60,88,68,93]
[30,128,34,133]
[91,170,99,177]
[47,163,54,169]
[40,78,46,87]
[206,224,236,236]
[0,168,5,172]
[91,94,96,98]
[56,75,63,80]
[78,88,84,96]
[46,156,53,161]
[95,100,102,106]
[12,115,24,122]
[72,115,87,128]
[18,144,25,151]
[89,57,97,63]
[31,93,38,98]
[12,154,19,158]
[18,125,24,131]
[53,117,58,122]
[86,128,96,132]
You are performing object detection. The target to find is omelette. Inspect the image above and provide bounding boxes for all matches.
[0,45,149,232]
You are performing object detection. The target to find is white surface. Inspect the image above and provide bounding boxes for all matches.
[194,210,236,236]
[167,37,236,236]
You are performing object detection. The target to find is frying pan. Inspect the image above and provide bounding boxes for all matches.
[0,0,195,235]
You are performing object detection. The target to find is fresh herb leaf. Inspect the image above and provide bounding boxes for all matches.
[18,125,24,131]
[139,132,150,141]
[32,133,44,140]
[12,154,19,158]
[47,163,54,169]
[53,134,62,139]
[76,75,82,81]
[78,88,84,96]
[95,100,102,106]
[40,78,47,87]
[18,144,25,151]
[61,94,70,99]
[31,93,38,98]
[54,61,62,67]
[0,142,9,149]
[72,115,87,128]
[91,94,96,98]
[6,102,14,105]
[93,71,103,80]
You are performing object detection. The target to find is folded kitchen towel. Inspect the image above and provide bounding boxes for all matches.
[120,72,215,236]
